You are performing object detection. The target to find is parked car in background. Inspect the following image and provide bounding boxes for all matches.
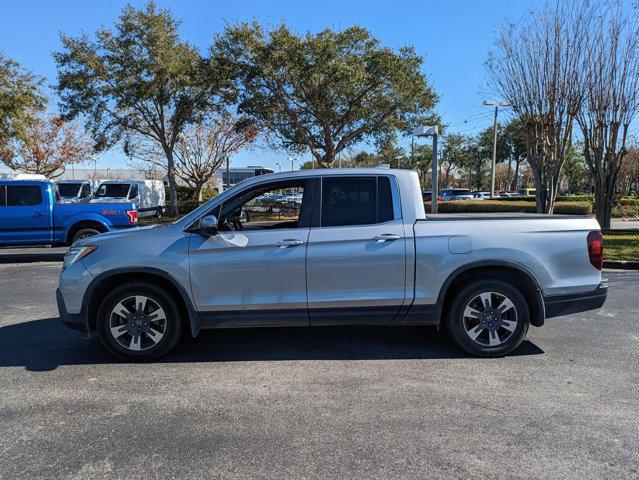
[472,191,491,200]
[91,180,165,218]
[422,190,444,202]
[58,168,607,361]
[518,188,536,196]
[440,188,474,201]
[55,179,102,203]
[0,179,138,246]
[499,191,523,197]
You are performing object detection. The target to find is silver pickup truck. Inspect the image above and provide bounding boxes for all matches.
[57,168,607,360]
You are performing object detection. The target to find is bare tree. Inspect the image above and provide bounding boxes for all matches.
[130,114,259,201]
[174,115,258,201]
[576,2,639,228]
[487,1,592,213]
[3,111,93,178]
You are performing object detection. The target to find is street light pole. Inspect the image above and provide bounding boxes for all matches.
[288,157,295,171]
[432,131,439,214]
[483,100,510,197]
[412,125,439,214]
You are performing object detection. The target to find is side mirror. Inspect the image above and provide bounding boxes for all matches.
[199,214,218,236]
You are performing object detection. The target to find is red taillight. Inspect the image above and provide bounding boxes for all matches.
[437,196,444,201]
[126,210,138,224]
[587,230,604,270]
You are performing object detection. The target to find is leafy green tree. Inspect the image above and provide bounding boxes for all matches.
[213,23,437,167]
[54,1,231,214]
[562,142,589,193]
[439,133,467,188]
[470,125,509,191]
[0,53,45,163]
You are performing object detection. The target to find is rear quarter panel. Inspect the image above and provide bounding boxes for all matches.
[53,203,136,243]
[413,217,602,305]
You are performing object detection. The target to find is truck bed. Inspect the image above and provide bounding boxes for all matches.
[412,214,602,306]
[421,213,589,221]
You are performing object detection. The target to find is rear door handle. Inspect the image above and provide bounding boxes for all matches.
[372,233,401,242]
[33,212,46,217]
[275,239,304,248]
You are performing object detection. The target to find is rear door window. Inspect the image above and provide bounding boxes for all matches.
[320,176,395,227]
[0,186,5,206]
[6,185,42,206]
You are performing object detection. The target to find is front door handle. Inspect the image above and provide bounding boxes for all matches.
[372,233,401,242]
[33,211,46,217]
[275,239,304,248]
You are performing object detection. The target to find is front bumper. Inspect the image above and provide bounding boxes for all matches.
[544,280,608,319]
[56,288,88,333]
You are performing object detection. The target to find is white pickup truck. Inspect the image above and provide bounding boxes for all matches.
[57,168,607,360]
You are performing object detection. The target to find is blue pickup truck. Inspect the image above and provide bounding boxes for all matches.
[0,180,138,246]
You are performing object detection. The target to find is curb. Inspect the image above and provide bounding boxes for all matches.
[604,260,639,270]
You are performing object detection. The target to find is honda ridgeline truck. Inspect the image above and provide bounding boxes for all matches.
[0,180,138,246]
[57,169,607,360]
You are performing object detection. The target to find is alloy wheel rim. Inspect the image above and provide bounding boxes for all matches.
[462,291,518,347]
[109,295,167,352]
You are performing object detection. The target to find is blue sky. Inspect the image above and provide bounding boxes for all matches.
[1,0,533,171]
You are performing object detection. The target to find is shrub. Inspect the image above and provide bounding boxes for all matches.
[493,194,595,203]
[612,204,639,218]
[424,200,592,215]
[177,200,202,214]
[168,185,219,202]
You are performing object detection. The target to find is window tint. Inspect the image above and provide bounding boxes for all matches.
[58,183,81,198]
[321,177,376,227]
[6,185,42,206]
[0,186,5,206]
[81,184,91,198]
[96,184,130,198]
[129,184,139,199]
[377,177,394,223]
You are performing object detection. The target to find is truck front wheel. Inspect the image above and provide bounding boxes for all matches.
[446,279,529,357]
[96,281,183,361]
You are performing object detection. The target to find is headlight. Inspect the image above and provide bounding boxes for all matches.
[63,245,98,271]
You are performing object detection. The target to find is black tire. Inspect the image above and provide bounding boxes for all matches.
[71,228,101,243]
[445,278,529,357]
[96,281,183,361]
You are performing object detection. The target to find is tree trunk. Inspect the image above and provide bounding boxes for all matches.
[593,169,619,230]
[165,148,178,216]
[511,159,521,191]
[475,159,483,190]
[194,183,204,203]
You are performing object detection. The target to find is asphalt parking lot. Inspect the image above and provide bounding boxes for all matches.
[0,256,637,479]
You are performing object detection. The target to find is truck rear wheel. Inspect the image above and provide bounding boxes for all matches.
[71,228,101,243]
[96,281,183,361]
[446,279,529,357]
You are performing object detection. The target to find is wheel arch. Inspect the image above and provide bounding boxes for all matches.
[438,261,545,327]
[66,220,108,244]
[82,267,201,337]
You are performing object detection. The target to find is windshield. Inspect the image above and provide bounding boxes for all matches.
[95,184,130,198]
[57,183,82,197]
